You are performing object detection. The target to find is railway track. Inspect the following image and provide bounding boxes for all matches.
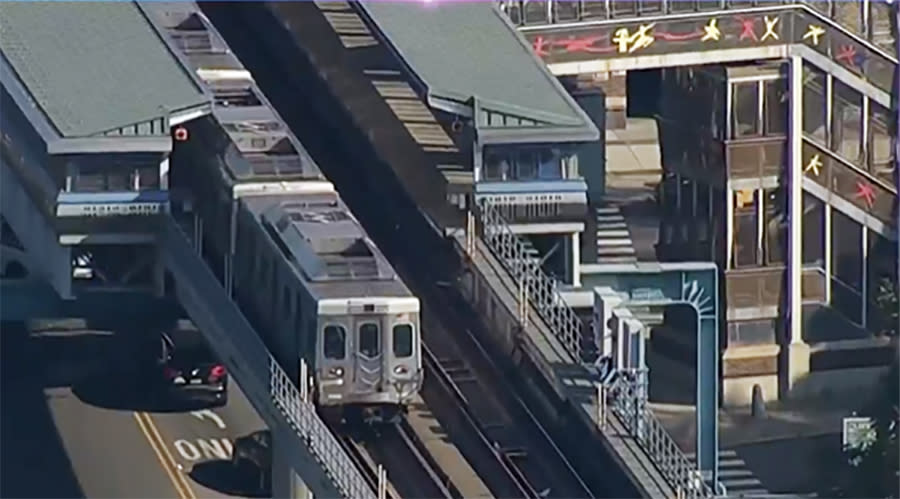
[203,4,599,498]
[337,420,452,499]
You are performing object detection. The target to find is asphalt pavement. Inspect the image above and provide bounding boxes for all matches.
[0,319,268,499]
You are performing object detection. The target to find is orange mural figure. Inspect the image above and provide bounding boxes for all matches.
[612,24,655,54]
[803,25,826,46]
[761,16,780,41]
[701,18,721,42]
[804,154,823,176]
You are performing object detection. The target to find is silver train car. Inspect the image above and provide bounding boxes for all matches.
[236,192,423,423]
[147,1,422,423]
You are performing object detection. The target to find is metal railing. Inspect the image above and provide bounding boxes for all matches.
[474,201,714,498]
[478,200,586,362]
[268,360,376,499]
[602,372,714,499]
[161,216,374,499]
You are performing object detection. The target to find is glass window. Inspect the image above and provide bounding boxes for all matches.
[358,323,380,357]
[537,150,562,179]
[727,320,776,347]
[831,81,863,164]
[137,166,160,190]
[830,210,862,323]
[323,325,346,360]
[72,164,107,192]
[392,324,414,358]
[696,183,711,243]
[483,151,509,181]
[763,188,786,265]
[732,82,760,138]
[802,65,827,143]
[516,150,538,179]
[679,178,693,216]
[732,189,759,268]
[763,79,787,136]
[801,193,825,266]
[868,101,895,184]
[833,0,862,35]
[867,231,898,335]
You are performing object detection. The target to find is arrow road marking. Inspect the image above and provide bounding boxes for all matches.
[191,410,226,430]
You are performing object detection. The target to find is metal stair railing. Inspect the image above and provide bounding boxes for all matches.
[607,372,714,499]
[160,216,374,499]
[475,200,714,498]
[478,199,585,362]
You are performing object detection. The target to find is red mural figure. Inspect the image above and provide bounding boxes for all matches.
[532,36,550,57]
[737,17,758,41]
[855,181,877,208]
[835,44,865,69]
[556,34,611,53]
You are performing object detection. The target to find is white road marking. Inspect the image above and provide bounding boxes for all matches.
[174,438,234,461]
[191,410,226,430]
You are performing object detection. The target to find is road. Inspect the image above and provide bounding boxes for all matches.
[0,319,268,499]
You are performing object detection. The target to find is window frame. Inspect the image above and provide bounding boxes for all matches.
[322,324,347,360]
[357,322,381,358]
[731,81,762,139]
[391,323,415,358]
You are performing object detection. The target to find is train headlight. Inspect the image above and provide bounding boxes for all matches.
[329,367,344,377]
[393,365,408,375]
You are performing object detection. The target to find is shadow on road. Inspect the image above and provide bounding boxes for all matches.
[189,459,269,498]
[72,373,222,414]
[0,321,85,499]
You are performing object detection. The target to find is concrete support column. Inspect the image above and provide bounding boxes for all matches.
[159,155,170,191]
[786,56,810,393]
[574,71,627,130]
[571,232,581,287]
[271,434,312,499]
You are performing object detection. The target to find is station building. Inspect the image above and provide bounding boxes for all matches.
[502,0,898,405]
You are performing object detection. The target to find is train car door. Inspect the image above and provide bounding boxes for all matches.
[353,316,383,393]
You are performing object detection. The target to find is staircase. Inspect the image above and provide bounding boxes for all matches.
[685,449,770,498]
[594,205,638,264]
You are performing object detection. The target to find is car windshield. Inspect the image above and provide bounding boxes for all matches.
[168,332,217,365]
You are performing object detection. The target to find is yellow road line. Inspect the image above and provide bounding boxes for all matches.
[133,412,197,499]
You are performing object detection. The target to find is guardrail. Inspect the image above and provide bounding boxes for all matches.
[474,201,715,498]
[161,216,374,499]
[603,371,714,499]
[477,200,587,363]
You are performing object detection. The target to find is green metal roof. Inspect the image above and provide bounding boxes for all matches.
[0,1,207,138]
[356,1,597,140]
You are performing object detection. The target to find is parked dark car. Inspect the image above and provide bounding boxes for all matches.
[150,322,228,407]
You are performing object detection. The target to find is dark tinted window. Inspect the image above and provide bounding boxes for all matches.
[323,325,346,360]
[359,323,380,357]
[168,332,216,364]
[392,324,414,358]
[732,82,760,138]
[732,189,759,268]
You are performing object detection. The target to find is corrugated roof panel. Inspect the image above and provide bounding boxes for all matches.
[356,1,590,129]
[0,2,207,138]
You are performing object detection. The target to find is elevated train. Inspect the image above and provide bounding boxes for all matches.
[147,1,422,423]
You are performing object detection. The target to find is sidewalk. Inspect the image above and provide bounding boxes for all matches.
[646,346,869,494]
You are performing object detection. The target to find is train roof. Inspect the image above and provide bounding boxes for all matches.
[243,192,414,301]
[143,2,324,184]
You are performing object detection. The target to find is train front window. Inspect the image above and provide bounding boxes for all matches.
[358,323,380,357]
[392,324,413,358]
[323,325,346,360]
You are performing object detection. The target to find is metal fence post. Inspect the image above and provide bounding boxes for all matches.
[377,465,387,499]
[300,358,309,403]
[596,383,607,430]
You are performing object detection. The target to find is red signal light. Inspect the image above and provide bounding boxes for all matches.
[174,127,189,142]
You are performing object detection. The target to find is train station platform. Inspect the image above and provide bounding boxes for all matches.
[0,3,373,497]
